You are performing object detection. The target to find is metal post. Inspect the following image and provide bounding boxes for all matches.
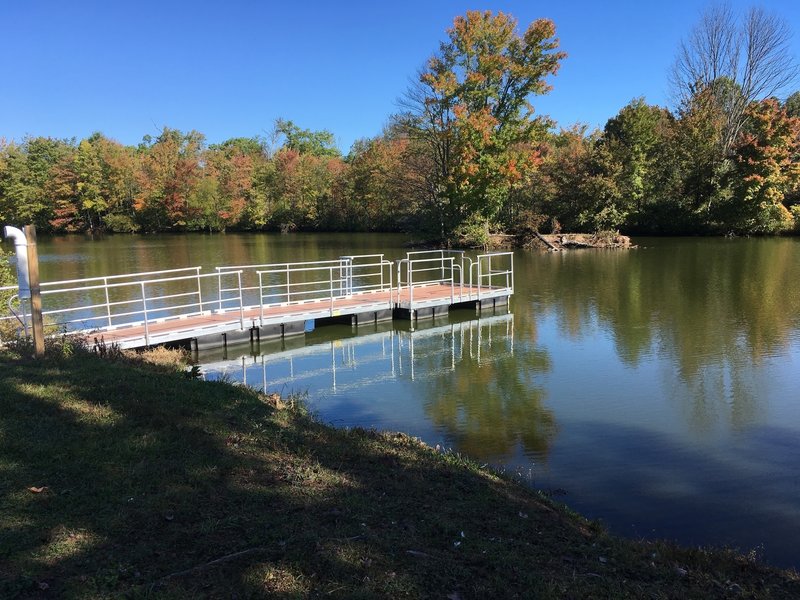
[286,264,290,303]
[409,260,414,308]
[329,266,334,313]
[258,272,264,326]
[476,259,481,301]
[196,267,203,314]
[140,282,150,347]
[449,258,454,304]
[510,252,514,294]
[237,271,244,329]
[103,276,112,327]
[23,225,44,357]
[216,268,223,311]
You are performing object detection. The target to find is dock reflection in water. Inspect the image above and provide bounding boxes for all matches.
[198,310,514,394]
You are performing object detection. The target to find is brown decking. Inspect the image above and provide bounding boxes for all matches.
[91,284,504,349]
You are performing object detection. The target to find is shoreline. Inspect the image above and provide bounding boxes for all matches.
[1,343,798,598]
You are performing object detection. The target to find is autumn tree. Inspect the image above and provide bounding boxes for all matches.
[725,98,800,232]
[334,134,417,230]
[531,127,623,232]
[672,4,799,156]
[400,10,565,243]
[135,128,204,231]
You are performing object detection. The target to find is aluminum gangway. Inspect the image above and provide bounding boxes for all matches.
[1,250,513,350]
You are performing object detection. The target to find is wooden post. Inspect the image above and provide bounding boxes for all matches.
[24,225,45,358]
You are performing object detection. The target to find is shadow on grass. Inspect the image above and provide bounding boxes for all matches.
[1,350,798,599]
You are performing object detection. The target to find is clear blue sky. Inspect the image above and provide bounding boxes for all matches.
[1,0,798,153]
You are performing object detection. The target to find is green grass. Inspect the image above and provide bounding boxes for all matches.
[1,344,798,599]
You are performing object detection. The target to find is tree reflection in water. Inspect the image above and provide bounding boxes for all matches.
[419,309,556,463]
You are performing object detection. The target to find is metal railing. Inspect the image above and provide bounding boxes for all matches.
[1,284,24,337]
[252,256,394,325]
[1,249,512,345]
[396,255,459,309]
[339,254,393,298]
[471,252,514,301]
[3,267,245,345]
[216,259,348,309]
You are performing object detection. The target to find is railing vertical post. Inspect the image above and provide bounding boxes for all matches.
[196,267,203,314]
[237,271,245,329]
[286,264,291,304]
[381,259,394,308]
[396,261,402,304]
[477,258,482,301]
[258,272,264,326]
[216,269,223,311]
[409,260,414,308]
[449,258,454,304]
[329,266,335,313]
[510,252,514,293]
[140,282,150,347]
[103,277,112,327]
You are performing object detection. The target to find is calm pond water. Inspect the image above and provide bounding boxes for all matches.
[19,232,800,568]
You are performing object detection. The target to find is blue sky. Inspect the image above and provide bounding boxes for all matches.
[1,0,798,153]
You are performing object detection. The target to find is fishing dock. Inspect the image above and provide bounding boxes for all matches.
[2,250,513,350]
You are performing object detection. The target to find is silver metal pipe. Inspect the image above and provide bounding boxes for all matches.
[2,226,30,299]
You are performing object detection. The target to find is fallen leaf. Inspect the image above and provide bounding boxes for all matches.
[28,486,47,494]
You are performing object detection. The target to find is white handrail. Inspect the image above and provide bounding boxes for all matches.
[40,266,201,288]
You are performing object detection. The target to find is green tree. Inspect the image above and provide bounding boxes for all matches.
[400,10,565,241]
[275,120,341,158]
[73,138,106,229]
[785,91,800,118]
[603,98,676,228]
[0,137,73,230]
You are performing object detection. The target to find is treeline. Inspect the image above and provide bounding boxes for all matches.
[0,124,415,235]
[1,9,799,241]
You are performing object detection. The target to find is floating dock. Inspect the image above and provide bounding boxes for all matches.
[2,250,513,350]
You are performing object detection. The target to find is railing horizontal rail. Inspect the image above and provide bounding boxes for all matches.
[40,267,201,288]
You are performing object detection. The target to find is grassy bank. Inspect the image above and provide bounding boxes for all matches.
[1,345,798,599]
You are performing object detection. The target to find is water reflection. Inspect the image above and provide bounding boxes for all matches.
[19,233,800,568]
[520,238,800,434]
[200,311,515,390]
[198,310,555,462]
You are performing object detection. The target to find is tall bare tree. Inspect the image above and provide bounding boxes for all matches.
[671,3,799,155]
